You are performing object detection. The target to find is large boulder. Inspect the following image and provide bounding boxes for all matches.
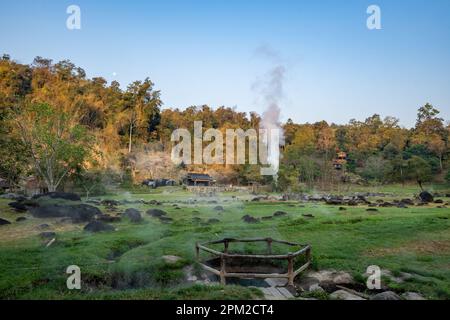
[33,192,81,201]
[0,218,11,225]
[30,204,101,222]
[123,208,142,223]
[419,191,434,203]
[84,221,115,233]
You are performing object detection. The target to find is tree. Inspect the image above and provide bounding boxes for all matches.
[122,79,162,153]
[13,103,94,192]
[406,156,432,190]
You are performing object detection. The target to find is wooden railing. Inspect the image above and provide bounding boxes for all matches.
[196,238,311,286]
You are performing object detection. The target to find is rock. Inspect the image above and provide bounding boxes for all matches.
[370,291,402,300]
[0,193,26,200]
[302,214,314,218]
[0,218,11,225]
[8,201,28,212]
[330,290,365,300]
[83,221,115,233]
[338,207,347,211]
[366,208,378,212]
[242,215,259,223]
[39,231,56,239]
[273,211,287,217]
[402,292,426,300]
[213,206,224,211]
[296,276,320,292]
[419,191,434,203]
[434,199,444,204]
[15,217,27,222]
[162,255,182,264]
[96,214,121,223]
[400,198,414,205]
[396,203,408,208]
[30,204,101,222]
[379,202,394,207]
[101,199,120,206]
[146,209,167,217]
[37,223,50,230]
[123,208,142,223]
[305,270,355,289]
[326,199,343,205]
[261,216,273,220]
[158,216,173,223]
[33,192,81,201]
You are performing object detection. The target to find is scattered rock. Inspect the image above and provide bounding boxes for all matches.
[15,216,27,222]
[419,191,434,203]
[242,215,259,223]
[302,214,314,218]
[434,199,444,204]
[213,206,224,211]
[146,209,167,217]
[39,231,56,239]
[8,201,28,212]
[159,216,173,223]
[30,204,101,223]
[400,198,414,205]
[303,270,355,291]
[123,208,142,223]
[273,211,287,217]
[33,192,81,201]
[162,255,182,264]
[261,216,273,220]
[96,214,121,223]
[402,292,426,300]
[338,207,347,211]
[37,223,50,230]
[101,199,120,206]
[296,276,320,292]
[330,290,365,300]
[0,218,11,225]
[366,208,378,212]
[379,202,394,207]
[370,291,402,300]
[0,193,25,201]
[84,221,115,233]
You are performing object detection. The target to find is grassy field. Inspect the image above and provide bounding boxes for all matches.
[0,185,449,300]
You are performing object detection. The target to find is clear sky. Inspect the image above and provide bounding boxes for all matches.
[1,0,449,127]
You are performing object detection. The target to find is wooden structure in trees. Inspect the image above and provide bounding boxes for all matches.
[196,238,311,286]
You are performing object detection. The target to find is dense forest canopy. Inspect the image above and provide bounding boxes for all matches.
[0,55,449,192]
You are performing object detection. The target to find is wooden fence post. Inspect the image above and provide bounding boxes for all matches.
[220,254,226,285]
[267,238,273,255]
[287,254,294,286]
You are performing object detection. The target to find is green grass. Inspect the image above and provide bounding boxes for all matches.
[0,186,449,299]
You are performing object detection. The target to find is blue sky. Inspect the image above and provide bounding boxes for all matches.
[1,0,449,127]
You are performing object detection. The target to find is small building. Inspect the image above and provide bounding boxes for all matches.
[183,173,214,186]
